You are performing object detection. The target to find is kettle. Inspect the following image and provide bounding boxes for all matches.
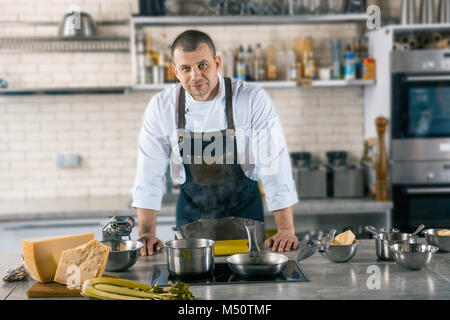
[58,11,97,38]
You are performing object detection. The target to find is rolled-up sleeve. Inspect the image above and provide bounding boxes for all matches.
[249,87,299,211]
[131,96,171,211]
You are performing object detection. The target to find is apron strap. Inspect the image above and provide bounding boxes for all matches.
[177,86,186,131]
[224,77,235,130]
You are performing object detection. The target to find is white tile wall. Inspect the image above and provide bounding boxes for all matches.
[0,1,401,200]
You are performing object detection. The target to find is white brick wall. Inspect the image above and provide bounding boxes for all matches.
[0,0,401,200]
[0,86,366,200]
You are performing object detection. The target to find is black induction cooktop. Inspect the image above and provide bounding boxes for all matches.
[150,261,309,286]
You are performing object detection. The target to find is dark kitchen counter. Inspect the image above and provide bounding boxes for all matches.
[1,239,449,300]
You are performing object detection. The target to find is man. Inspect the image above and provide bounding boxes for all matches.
[132,30,299,256]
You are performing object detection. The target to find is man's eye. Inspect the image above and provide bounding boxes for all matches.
[182,67,190,71]
[199,63,207,68]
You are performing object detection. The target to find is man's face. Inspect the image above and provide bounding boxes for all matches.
[172,43,222,101]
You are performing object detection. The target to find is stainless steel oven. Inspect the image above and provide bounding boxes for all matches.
[391,49,450,232]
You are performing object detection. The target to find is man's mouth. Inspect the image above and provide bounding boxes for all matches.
[192,83,205,90]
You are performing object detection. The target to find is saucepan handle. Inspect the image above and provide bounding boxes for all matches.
[365,226,378,236]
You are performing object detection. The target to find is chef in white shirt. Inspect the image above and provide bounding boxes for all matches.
[132,30,299,256]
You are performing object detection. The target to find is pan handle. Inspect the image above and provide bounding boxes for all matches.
[243,222,261,257]
[172,227,185,240]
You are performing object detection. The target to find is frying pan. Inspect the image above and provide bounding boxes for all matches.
[226,222,288,278]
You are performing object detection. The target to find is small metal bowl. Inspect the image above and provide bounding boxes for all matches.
[101,240,144,272]
[320,241,359,263]
[423,229,450,253]
[390,243,439,271]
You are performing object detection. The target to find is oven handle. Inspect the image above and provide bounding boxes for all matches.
[406,187,450,194]
[406,75,450,82]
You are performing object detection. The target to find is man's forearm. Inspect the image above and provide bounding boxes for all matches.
[137,208,158,236]
[273,206,295,232]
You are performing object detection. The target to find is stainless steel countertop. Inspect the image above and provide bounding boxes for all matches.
[0,195,393,222]
[1,239,449,300]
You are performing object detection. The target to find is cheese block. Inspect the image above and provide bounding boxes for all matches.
[54,239,110,287]
[22,233,94,283]
[330,230,356,245]
[437,229,450,236]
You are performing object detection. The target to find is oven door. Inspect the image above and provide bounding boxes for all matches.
[392,184,450,232]
[391,73,450,161]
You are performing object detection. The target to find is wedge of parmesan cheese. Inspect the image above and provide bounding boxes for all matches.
[54,239,110,287]
[330,230,356,245]
[22,233,95,283]
[436,229,450,236]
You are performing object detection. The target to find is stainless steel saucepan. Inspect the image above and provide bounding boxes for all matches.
[366,225,422,261]
[165,238,215,278]
[226,222,288,278]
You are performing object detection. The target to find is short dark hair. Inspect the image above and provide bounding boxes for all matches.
[170,30,216,59]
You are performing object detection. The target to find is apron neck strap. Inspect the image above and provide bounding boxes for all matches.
[177,77,234,130]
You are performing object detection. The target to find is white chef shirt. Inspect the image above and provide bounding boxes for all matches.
[131,73,299,212]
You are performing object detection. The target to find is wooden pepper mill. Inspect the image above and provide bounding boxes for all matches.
[375,116,390,201]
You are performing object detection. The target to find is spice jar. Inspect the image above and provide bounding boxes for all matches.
[362,58,376,79]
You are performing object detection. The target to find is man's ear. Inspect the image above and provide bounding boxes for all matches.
[215,55,222,74]
[172,63,180,81]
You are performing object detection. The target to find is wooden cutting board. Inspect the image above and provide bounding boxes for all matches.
[27,274,120,298]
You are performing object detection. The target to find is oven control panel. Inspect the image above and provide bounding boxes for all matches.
[392,161,450,184]
[392,50,450,73]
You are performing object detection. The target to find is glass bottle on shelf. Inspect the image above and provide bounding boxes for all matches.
[276,45,286,81]
[246,45,255,81]
[344,44,356,81]
[303,36,316,79]
[286,45,297,81]
[253,43,266,81]
[266,42,277,81]
[136,30,146,85]
[236,44,246,81]
[144,36,154,84]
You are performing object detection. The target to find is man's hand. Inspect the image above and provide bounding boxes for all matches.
[265,228,298,252]
[265,206,298,252]
[136,208,162,256]
[138,233,165,256]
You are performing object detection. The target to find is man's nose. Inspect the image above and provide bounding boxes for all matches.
[190,67,202,80]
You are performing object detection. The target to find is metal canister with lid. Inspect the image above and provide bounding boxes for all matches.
[291,152,327,199]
